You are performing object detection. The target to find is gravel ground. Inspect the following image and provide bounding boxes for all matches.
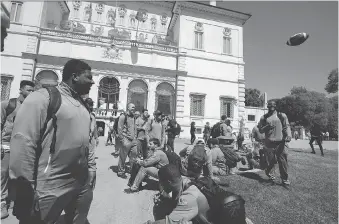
[2,138,338,224]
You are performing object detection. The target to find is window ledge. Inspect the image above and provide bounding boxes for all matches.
[222,53,233,56]
[10,22,22,25]
[193,48,205,52]
[190,115,204,119]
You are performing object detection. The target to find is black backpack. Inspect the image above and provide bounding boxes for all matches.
[174,123,181,136]
[163,145,183,174]
[188,177,246,224]
[211,122,222,138]
[187,144,207,177]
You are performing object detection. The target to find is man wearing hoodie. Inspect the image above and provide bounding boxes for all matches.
[9,59,96,223]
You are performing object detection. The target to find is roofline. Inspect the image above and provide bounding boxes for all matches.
[189,1,252,18]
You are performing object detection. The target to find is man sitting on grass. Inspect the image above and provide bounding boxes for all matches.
[208,138,228,176]
[128,138,169,192]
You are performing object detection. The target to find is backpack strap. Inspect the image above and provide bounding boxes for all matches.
[44,87,62,154]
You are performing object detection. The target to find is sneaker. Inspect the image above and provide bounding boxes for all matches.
[1,202,9,219]
[282,179,290,185]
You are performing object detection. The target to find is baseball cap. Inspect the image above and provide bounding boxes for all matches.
[153,110,162,116]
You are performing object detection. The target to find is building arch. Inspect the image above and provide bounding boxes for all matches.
[97,76,120,111]
[155,82,175,117]
[35,69,59,87]
[127,79,148,113]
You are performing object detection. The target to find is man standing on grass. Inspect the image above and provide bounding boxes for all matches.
[309,123,324,156]
[258,101,292,185]
[136,109,150,159]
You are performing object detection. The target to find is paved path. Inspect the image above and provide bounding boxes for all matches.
[3,138,337,224]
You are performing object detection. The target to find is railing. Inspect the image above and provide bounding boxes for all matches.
[93,108,120,119]
[40,28,179,53]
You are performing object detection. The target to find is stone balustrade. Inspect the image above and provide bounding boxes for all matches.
[40,28,179,53]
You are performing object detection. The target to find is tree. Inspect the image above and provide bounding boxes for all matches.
[275,87,331,130]
[327,95,338,138]
[325,68,338,93]
[245,88,264,107]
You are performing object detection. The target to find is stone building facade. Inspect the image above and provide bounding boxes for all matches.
[1,1,251,138]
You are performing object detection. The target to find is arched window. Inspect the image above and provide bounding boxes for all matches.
[98,76,120,110]
[35,70,59,88]
[155,82,175,116]
[128,79,148,113]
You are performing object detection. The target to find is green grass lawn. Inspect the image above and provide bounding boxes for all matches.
[220,148,338,224]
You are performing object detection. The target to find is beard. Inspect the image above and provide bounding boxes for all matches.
[75,84,92,95]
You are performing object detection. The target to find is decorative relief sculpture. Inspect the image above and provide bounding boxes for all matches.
[129,13,136,27]
[136,9,148,22]
[118,5,127,17]
[108,28,131,39]
[150,17,157,30]
[91,25,104,36]
[160,13,167,25]
[72,21,86,33]
[83,3,92,22]
[96,3,104,14]
[152,34,173,45]
[103,45,123,60]
[223,27,231,36]
[73,1,81,10]
[194,22,204,32]
[106,8,115,26]
[138,33,148,42]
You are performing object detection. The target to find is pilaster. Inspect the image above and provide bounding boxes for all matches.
[238,65,245,119]
[148,79,157,113]
[22,59,35,81]
[119,76,129,110]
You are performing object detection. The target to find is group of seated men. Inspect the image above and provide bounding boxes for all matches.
[123,135,252,224]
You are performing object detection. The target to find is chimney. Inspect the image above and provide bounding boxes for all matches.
[210,1,216,6]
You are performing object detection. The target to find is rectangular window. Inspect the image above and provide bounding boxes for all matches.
[190,94,205,116]
[194,32,203,50]
[10,2,22,22]
[223,37,231,54]
[220,98,234,118]
[248,115,256,121]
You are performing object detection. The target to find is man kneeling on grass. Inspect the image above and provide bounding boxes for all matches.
[128,138,169,192]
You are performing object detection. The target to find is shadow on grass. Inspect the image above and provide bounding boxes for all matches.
[110,152,119,158]
[239,172,275,185]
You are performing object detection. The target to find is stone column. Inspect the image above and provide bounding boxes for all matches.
[148,79,157,113]
[89,73,100,108]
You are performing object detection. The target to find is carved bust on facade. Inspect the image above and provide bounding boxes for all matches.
[136,9,148,22]
[160,13,167,25]
[118,5,127,17]
[223,27,231,36]
[73,1,81,10]
[195,22,204,32]
[96,3,104,14]
[83,4,92,22]
[107,8,115,26]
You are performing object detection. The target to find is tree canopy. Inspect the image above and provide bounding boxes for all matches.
[274,86,337,137]
[245,88,264,107]
[325,68,338,93]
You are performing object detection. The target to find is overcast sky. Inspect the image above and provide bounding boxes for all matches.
[217,1,338,99]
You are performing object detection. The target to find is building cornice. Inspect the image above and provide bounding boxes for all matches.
[182,2,251,25]
[22,52,187,78]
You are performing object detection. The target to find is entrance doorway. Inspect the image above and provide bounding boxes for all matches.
[98,76,120,111]
[127,79,148,113]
